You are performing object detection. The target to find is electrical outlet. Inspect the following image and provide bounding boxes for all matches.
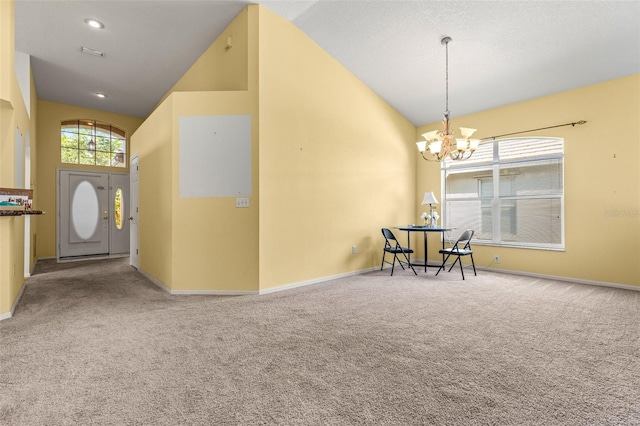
[352,245,357,254]
[494,255,500,263]
[235,197,249,208]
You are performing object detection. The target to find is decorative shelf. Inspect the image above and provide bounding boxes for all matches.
[0,188,40,217]
[0,210,44,217]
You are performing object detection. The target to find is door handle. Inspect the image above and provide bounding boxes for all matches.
[103,210,108,220]
[128,216,134,221]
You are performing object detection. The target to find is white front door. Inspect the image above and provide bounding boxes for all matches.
[59,170,110,258]
[58,170,131,259]
[129,156,139,268]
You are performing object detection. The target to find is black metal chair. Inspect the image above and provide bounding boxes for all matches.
[435,229,476,280]
[380,228,417,276]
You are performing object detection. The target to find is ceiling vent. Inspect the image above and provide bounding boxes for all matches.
[81,46,104,57]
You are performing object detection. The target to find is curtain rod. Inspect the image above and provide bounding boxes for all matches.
[481,120,587,141]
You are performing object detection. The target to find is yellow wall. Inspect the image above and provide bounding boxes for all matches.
[0,0,38,316]
[170,91,259,292]
[417,74,640,287]
[134,5,417,294]
[0,0,13,102]
[131,6,260,292]
[153,7,250,113]
[257,7,416,290]
[133,92,260,293]
[130,98,174,288]
[35,100,143,258]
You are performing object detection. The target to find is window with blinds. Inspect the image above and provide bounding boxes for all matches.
[442,137,564,250]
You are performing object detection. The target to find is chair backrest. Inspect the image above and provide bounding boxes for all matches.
[381,228,399,249]
[381,228,397,241]
[454,229,474,250]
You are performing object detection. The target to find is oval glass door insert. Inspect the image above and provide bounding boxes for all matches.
[72,180,99,240]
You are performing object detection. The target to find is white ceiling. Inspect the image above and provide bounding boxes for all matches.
[14,0,640,126]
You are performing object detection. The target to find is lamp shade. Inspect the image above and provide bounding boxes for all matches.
[459,127,477,139]
[421,130,440,142]
[456,138,468,152]
[421,191,439,205]
[428,140,442,155]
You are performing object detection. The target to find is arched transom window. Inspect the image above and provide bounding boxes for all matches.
[61,119,126,168]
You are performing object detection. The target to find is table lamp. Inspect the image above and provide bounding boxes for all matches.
[421,191,439,226]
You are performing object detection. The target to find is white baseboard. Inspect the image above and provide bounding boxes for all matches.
[258,266,381,295]
[415,257,639,292]
[136,268,172,294]
[23,257,53,278]
[172,289,258,296]
[0,281,27,321]
[477,266,640,292]
[137,267,258,296]
[137,265,381,296]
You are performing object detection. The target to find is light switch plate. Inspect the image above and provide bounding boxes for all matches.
[236,197,249,208]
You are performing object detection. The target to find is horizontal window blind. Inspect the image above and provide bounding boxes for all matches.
[443,137,564,249]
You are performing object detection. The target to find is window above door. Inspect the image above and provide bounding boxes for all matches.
[61,119,126,168]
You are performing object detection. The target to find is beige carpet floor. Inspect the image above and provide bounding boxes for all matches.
[1,258,639,425]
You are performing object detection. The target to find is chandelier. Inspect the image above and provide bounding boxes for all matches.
[416,37,480,162]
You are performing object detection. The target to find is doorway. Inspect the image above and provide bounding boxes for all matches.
[57,170,130,260]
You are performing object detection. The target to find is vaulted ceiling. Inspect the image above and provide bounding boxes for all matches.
[14,0,640,126]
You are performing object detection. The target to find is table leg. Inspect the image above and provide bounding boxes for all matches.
[423,231,428,273]
[405,230,411,265]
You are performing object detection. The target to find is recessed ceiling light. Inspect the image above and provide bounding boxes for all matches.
[95,93,108,99]
[84,18,104,29]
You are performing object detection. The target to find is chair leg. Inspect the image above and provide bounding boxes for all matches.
[448,256,461,272]
[395,254,407,270]
[393,253,416,275]
[381,252,398,276]
[400,252,417,275]
[437,253,474,280]
[470,254,477,276]
[435,253,452,276]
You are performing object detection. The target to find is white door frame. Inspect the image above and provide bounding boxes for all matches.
[130,155,139,268]
[23,130,31,276]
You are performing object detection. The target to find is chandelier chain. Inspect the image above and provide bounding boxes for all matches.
[444,39,449,115]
